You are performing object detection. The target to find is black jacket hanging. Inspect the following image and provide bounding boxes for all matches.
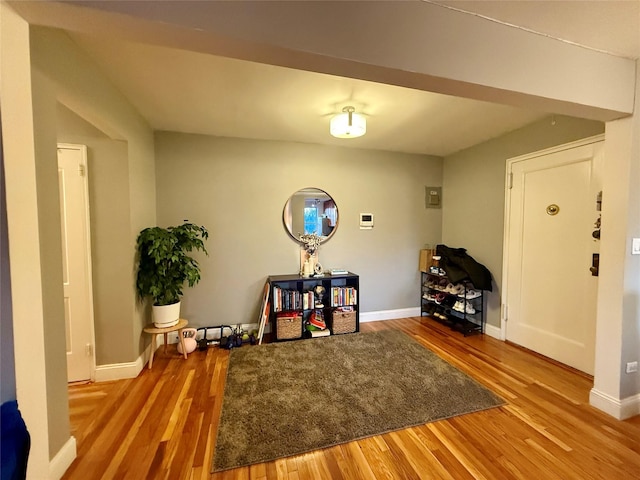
[436,244,493,291]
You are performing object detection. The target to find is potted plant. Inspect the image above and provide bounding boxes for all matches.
[135,221,209,327]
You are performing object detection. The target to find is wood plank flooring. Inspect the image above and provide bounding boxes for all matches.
[64,318,640,479]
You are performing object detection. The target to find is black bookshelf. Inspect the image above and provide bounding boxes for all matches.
[268,272,359,341]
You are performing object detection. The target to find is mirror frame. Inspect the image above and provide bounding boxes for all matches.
[282,187,339,244]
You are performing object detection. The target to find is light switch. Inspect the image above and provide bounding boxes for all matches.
[633,238,640,255]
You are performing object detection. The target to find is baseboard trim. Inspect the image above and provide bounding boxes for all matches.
[49,436,76,480]
[94,344,149,382]
[359,309,502,342]
[589,388,640,420]
[484,323,502,339]
[360,307,421,322]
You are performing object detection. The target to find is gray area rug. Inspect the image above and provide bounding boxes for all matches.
[213,329,504,472]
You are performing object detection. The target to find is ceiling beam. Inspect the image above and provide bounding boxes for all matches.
[11,0,636,121]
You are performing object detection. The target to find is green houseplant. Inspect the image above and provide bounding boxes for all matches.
[136,221,209,327]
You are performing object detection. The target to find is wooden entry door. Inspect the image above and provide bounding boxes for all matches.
[504,138,603,375]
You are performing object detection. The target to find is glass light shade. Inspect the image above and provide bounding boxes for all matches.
[330,111,366,138]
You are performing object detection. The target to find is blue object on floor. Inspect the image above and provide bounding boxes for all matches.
[1,400,30,480]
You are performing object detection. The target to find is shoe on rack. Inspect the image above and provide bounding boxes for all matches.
[464,301,476,314]
[434,293,447,304]
[460,289,481,299]
[443,295,456,307]
[453,300,464,312]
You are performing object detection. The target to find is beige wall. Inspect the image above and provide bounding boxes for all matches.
[56,104,135,365]
[32,67,72,461]
[1,5,63,473]
[0,133,16,404]
[594,66,640,403]
[155,132,443,326]
[442,115,605,328]
[30,26,156,364]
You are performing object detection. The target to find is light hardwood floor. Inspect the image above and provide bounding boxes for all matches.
[64,318,640,479]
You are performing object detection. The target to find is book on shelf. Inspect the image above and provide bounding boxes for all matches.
[272,285,315,312]
[329,269,349,275]
[308,329,330,337]
[330,286,358,307]
[306,323,330,337]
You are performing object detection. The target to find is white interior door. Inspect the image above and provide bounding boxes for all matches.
[58,144,94,382]
[504,138,603,375]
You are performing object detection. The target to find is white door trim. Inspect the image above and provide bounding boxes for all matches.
[58,143,97,382]
[500,134,605,342]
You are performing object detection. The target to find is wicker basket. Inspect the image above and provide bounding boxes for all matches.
[276,314,302,340]
[331,310,356,334]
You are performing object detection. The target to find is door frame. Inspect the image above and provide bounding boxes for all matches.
[500,134,604,342]
[58,142,97,382]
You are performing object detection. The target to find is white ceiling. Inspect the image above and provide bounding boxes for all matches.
[67,1,639,157]
[435,0,640,59]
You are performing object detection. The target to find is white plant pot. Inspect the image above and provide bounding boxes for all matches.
[152,301,181,328]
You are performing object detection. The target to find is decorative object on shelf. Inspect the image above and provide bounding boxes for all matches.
[135,220,208,327]
[302,259,312,278]
[313,285,326,308]
[283,187,338,243]
[299,232,321,276]
[300,233,321,255]
[330,106,366,138]
[313,262,324,277]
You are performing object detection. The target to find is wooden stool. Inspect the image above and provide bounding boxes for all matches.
[143,318,189,369]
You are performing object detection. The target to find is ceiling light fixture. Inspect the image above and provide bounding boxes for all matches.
[330,106,366,138]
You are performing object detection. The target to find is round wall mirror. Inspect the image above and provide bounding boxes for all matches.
[283,187,338,243]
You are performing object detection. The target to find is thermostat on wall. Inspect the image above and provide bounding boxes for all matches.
[360,213,374,229]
